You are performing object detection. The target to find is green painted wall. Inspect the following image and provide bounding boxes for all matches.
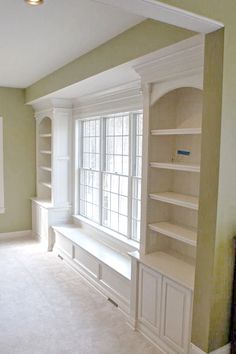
[194,29,225,352]
[0,88,35,233]
[25,19,194,103]
[158,1,236,352]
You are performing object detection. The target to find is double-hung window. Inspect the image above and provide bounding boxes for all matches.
[78,111,143,242]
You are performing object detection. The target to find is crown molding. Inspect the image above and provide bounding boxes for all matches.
[134,34,204,84]
[92,0,224,33]
[31,98,73,113]
[73,80,142,119]
[32,98,73,121]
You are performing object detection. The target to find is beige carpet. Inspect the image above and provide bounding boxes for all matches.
[0,236,161,354]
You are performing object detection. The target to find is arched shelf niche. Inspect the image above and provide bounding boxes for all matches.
[37,116,52,200]
[150,71,203,106]
[38,116,52,135]
[150,86,203,131]
[147,86,203,259]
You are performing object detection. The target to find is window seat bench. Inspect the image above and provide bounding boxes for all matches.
[52,224,131,314]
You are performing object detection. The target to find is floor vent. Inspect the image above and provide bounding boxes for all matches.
[108,298,118,307]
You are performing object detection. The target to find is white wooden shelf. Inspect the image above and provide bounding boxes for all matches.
[40,166,52,172]
[39,133,52,138]
[149,192,198,210]
[149,221,197,246]
[150,162,200,173]
[40,182,52,189]
[39,150,52,155]
[31,198,53,208]
[129,250,195,290]
[151,128,201,135]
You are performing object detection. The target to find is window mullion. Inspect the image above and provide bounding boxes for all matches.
[99,117,105,226]
[127,113,134,239]
[77,121,83,215]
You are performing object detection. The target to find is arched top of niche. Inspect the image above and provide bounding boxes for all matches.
[150,86,203,130]
[38,116,52,135]
[150,72,203,106]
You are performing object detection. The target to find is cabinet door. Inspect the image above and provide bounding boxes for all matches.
[160,277,192,354]
[138,264,162,334]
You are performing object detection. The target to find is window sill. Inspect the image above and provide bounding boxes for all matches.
[73,214,140,251]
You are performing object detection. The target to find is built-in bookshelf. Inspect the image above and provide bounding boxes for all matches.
[32,102,72,250]
[146,87,203,273]
[37,117,52,200]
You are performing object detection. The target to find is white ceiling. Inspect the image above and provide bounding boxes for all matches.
[0,0,144,88]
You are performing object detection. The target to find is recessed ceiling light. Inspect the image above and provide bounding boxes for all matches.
[25,0,44,5]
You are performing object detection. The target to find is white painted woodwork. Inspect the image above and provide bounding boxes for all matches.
[130,251,195,291]
[0,230,32,240]
[127,42,203,353]
[139,83,151,256]
[134,35,204,86]
[39,150,52,154]
[150,162,200,173]
[32,100,73,250]
[129,256,139,329]
[40,166,52,172]
[100,264,130,301]
[138,264,162,334]
[149,222,197,247]
[131,81,202,353]
[160,277,192,353]
[93,0,223,33]
[39,133,52,138]
[151,128,202,136]
[0,117,4,213]
[53,226,131,314]
[74,245,100,278]
[31,199,71,251]
[53,225,131,280]
[73,83,143,119]
[149,192,199,210]
[35,102,72,207]
[141,84,202,257]
[130,257,193,353]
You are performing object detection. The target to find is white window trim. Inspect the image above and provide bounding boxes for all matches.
[73,214,139,250]
[0,117,4,214]
[75,111,142,244]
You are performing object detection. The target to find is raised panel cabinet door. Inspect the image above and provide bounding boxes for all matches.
[160,277,192,354]
[138,264,162,334]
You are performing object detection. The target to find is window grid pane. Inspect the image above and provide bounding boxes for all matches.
[104,114,129,176]
[102,172,128,236]
[134,112,143,178]
[80,169,100,223]
[131,177,142,242]
[82,119,100,170]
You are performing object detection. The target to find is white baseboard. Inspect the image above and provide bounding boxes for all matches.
[0,230,32,240]
[191,343,230,354]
